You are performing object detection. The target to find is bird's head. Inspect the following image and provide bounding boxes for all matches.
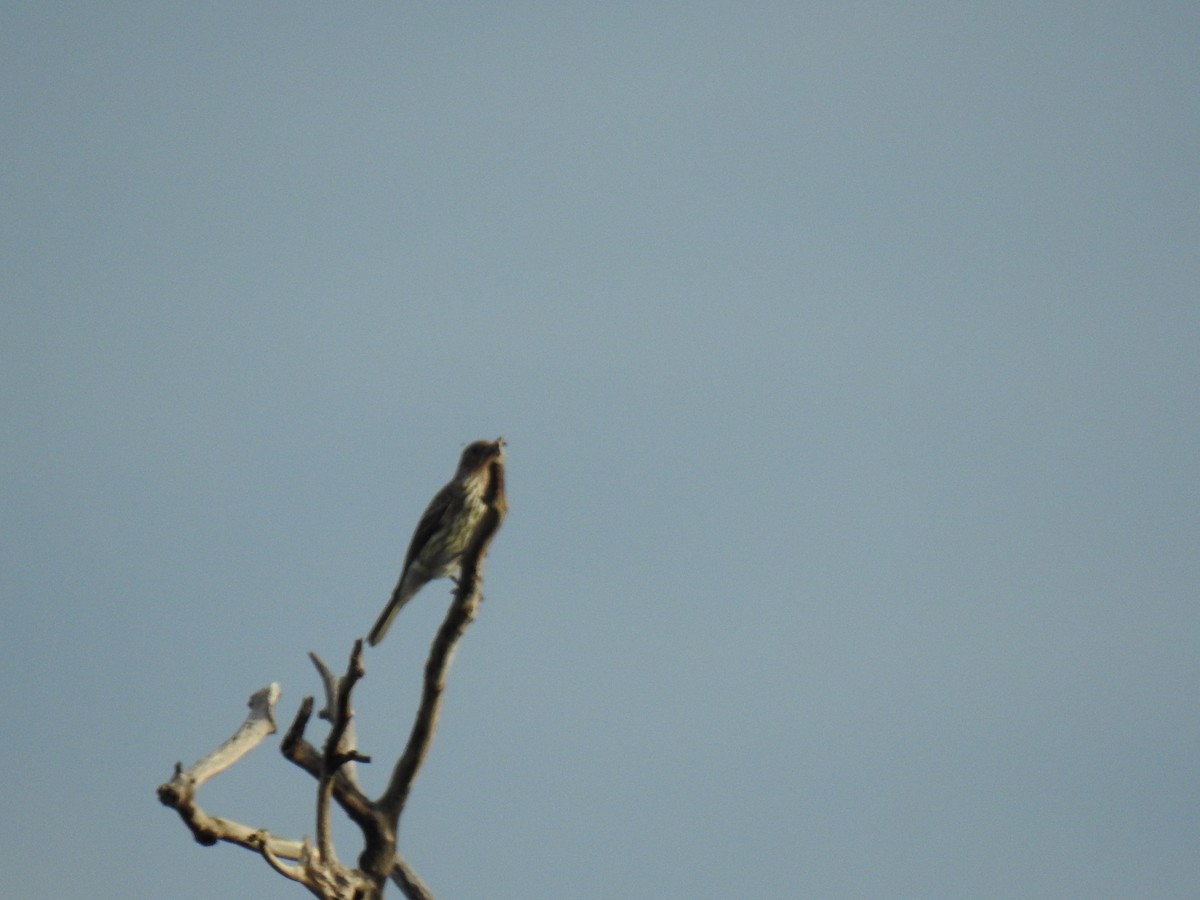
[456,438,505,476]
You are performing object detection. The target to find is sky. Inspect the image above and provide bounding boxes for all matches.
[2,3,1198,898]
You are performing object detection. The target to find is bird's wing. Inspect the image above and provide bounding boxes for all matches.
[400,480,459,572]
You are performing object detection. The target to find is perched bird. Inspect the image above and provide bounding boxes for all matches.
[367,438,507,646]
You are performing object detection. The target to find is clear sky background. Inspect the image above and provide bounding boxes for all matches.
[3,3,1197,898]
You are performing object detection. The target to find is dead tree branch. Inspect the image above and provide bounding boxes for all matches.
[361,467,507,887]
[156,684,304,861]
[159,451,506,897]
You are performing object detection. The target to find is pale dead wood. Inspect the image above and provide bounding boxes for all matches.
[310,651,364,788]
[157,683,372,898]
[156,684,301,859]
[389,857,435,900]
[159,455,506,898]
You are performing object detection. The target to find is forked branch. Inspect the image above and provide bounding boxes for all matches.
[157,496,505,899]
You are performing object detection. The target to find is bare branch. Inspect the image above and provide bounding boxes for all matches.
[157,685,305,861]
[360,485,507,889]
[280,731,377,830]
[160,444,508,898]
[255,831,308,884]
[282,695,316,754]
[310,652,364,787]
[316,642,367,866]
[183,683,280,787]
[390,857,435,900]
[160,784,307,860]
[379,491,504,819]
[377,581,480,820]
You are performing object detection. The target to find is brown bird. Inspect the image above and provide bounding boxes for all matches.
[367,438,507,646]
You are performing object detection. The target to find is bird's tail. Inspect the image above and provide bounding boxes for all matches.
[366,580,416,646]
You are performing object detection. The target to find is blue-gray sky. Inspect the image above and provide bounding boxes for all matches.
[3,3,1198,897]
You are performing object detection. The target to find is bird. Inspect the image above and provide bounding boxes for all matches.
[367,438,507,646]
